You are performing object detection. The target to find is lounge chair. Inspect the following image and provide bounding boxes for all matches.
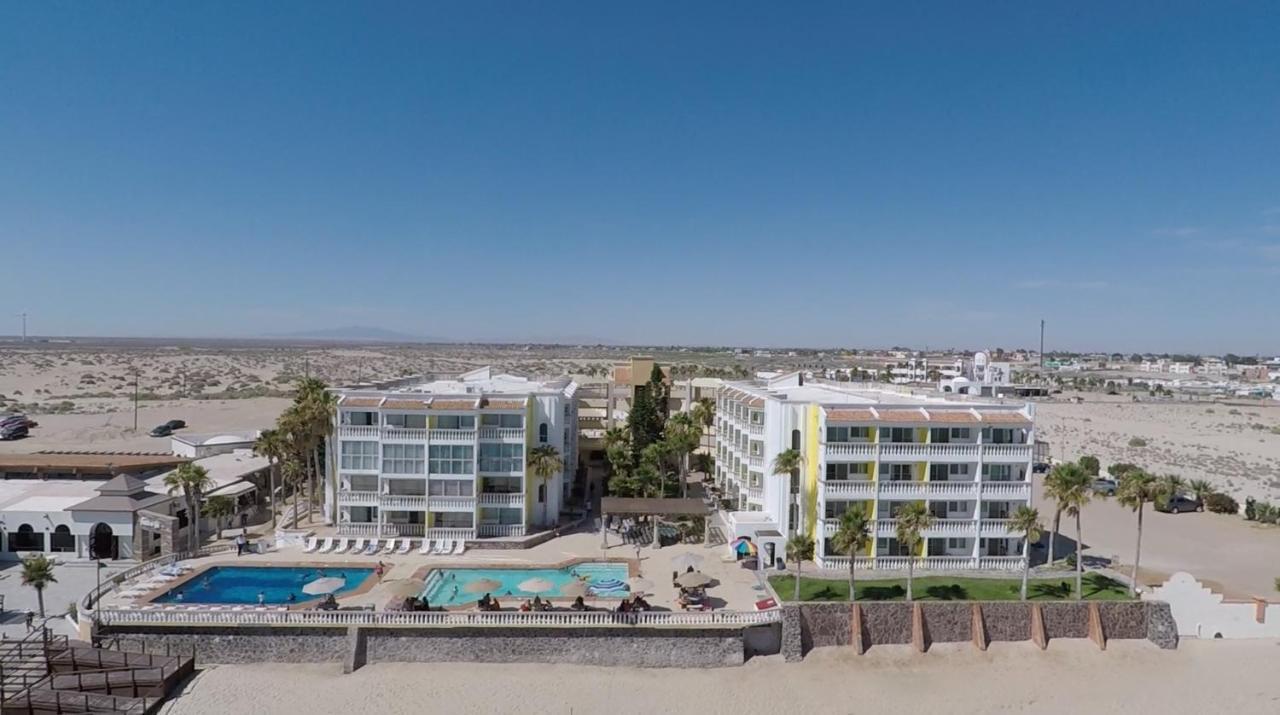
[317,537,334,554]
[417,539,434,555]
[431,540,449,555]
[333,538,349,554]
[348,538,366,554]
[303,537,320,553]
[451,540,466,555]
[396,540,411,555]
[362,541,380,555]
[381,538,398,554]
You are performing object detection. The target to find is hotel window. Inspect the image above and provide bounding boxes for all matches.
[749,411,764,425]
[482,476,521,494]
[481,414,524,429]
[879,427,915,443]
[983,428,1019,444]
[983,464,1012,481]
[826,463,869,481]
[479,443,523,473]
[878,463,914,481]
[340,441,379,470]
[349,506,377,523]
[429,445,474,475]
[749,441,763,457]
[946,538,966,550]
[384,413,427,429]
[433,512,474,529]
[428,479,474,497]
[382,444,425,474]
[950,428,972,439]
[435,415,476,430]
[539,423,548,443]
[748,472,762,488]
[342,411,376,426]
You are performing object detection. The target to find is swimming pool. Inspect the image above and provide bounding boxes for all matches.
[422,563,630,607]
[152,566,375,605]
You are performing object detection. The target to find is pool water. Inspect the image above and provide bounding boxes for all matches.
[422,563,629,607]
[153,566,375,605]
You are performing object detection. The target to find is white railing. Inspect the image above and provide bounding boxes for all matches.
[746,486,763,502]
[826,443,876,460]
[879,443,981,460]
[338,490,379,505]
[874,519,899,536]
[918,556,974,571]
[926,519,978,536]
[818,556,875,570]
[383,427,428,441]
[338,425,380,438]
[429,496,476,512]
[982,444,1033,461]
[478,493,525,508]
[479,427,525,441]
[477,524,526,537]
[748,456,763,469]
[979,519,1014,537]
[877,482,978,499]
[816,555,1025,572]
[387,523,426,537]
[381,494,429,510]
[429,429,477,443]
[822,480,875,499]
[980,482,1031,499]
[337,523,381,537]
[748,424,763,436]
[873,556,912,571]
[95,607,782,628]
[977,556,1025,571]
[425,527,474,541]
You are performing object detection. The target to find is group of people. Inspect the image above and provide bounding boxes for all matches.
[401,596,435,612]
[614,595,653,613]
[518,595,554,612]
[476,593,503,611]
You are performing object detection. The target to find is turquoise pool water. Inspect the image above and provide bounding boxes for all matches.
[422,563,629,606]
[152,566,375,605]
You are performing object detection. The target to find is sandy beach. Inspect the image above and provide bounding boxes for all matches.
[160,639,1280,715]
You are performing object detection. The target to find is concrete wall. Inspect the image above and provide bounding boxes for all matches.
[1144,571,1280,639]
[782,600,1176,659]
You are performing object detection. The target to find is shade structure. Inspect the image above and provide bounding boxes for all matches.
[589,578,627,594]
[301,577,345,596]
[626,577,654,596]
[385,580,427,599]
[518,578,557,594]
[463,578,503,594]
[670,553,705,571]
[734,540,758,556]
[559,580,590,598]
[674,571,713,589]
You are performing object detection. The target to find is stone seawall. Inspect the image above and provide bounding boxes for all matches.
[781,601,1177,659]
[100,623,774,668]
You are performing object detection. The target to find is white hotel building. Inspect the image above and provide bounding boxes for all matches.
[330,367,578,542]
[715,372,1035,572]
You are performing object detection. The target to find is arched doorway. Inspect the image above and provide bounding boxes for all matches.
[50,525,75,552]
[90,522,117,560]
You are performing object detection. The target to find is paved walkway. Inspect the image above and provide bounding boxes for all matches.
[0,559,127,638]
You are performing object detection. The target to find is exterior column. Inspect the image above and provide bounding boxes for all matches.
[652,515,660,549]
[600,512,608,549]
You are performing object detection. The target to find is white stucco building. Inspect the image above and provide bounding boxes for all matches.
[330,367,579,542]
[715,372,1035,572]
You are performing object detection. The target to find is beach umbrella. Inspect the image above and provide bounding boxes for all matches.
[626,577,654,596]
[301,577,346,596]
[463,578,503,595]
[670,553,705,571]
[589,578,627,595]
[518,577,557,595]
[559,580,590,598]
[385,580,426,599]
[734,540,758,556]
[675,571,712,589]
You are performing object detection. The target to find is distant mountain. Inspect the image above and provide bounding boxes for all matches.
[265,326,448,343]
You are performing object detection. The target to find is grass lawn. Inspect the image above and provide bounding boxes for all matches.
[767,572,1132,602]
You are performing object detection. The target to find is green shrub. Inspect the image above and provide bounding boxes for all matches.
[1246,497,1257,521]
[1079,455,1100,476]
[1128,437,1148,447]
[1204,492,1239,515]
[1255,502,1280,525]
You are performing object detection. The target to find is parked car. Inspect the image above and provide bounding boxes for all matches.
[0,425,28,441]
[149,424,174,438]
[1155,495,1204,514]
[1090,478,1118,496]
[1032,462,1051,474]
[163,419,187,430]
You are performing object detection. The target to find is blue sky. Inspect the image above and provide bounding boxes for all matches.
[2,3,1278,353]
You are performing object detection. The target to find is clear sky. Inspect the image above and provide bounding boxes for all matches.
[2,3,1278,354]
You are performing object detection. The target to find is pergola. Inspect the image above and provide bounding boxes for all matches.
[599,496,711,548]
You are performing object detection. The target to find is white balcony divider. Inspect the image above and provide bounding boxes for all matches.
[429,496,477,511]
[95,607,782,628]
[380,494,429,510]
[424,527,474,541]
[477,524,526,537]
[338,491,379,505]
[338,425,380,438]
[479,427,525,441]
[429,429,477,443]
[478,493,525,508]
[382,427,428,441]
[822,480,875,499]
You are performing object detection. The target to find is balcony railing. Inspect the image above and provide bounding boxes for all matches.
[746,486,763,502]
[873,518,978,537]
[816,555,1028,572]
[430,496,477,512]
[96,606,782,628]
[478,427,525,441]
[382,427,428,441]
[429,429,477,443]
[477,524,526,537]
[822,480,875,499]
[979,519,1014,537]
[748,424,763,436]
[981,444,1033,461]
[877,482,979,500]
[823,442,1031,463]
[426,527,475,541]
[748,455,763,469]
[977,556,1025,571]
[478,493,525,508]
[825,443,877,460]
[381,494,429,510]
[980,482,1031,499]
[338,425,380,438]
[338,490,380,506]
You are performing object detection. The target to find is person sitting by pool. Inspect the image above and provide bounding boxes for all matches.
[374,561,386,579]
[286,593,296,604]
[478,593,491,609]
[571,596,587,611]
[532,595,543,610]
[616,599,631,613]
[631,595,651,611]
[174,590,184,602]
[319,594,339,611]
[519,599,533,612]
[490,597,502,611]
[257,591,266,606]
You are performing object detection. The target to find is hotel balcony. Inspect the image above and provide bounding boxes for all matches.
[478,492,525,509]
[338,425,380,439]
[477,524,527,537]
[876,482,980,500]
[822,480,876,500]
[819,555,1025,572]
[825,442,1032,463]
[979,482,1031,499]
[428,429,477,443]
[380,494,429,510]
[478,427,525,442]
[829,518,982,538]
[338,490,380,506]
[822,480,1030,501]
[428,496,477,512]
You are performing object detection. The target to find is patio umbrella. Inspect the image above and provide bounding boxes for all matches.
[463,578,503,595]
[675,571,713,589]
[734,540,758,556]
[301,576,346,596]
[670,553,705,571]
[385,580,426,599]
[626,577,654,596]
[559,580,590,598]
[518,577,557,595]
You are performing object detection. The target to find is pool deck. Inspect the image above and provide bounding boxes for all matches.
[100,531,769,613]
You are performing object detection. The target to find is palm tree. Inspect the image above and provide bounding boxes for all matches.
[278,407,316,523]
[895,502,933,602]
[1044,462,1087,565]
[785,534,815,601]
[1187,478,1214,504]
[830,509,871,601]
[303,389,338,522]
[21,554,57,618]
[691,397,715,450]
[253,428,287,528]
[281,456,307,527]
[1117,470,1158,597]
[202,495,237,535]
[1056,472,1093,600]
[664,412,702,497]
[527,445,563,527]
[164,463,214,551]
[1009,505,1043,600]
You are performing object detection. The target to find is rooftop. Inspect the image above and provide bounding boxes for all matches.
[335,366,576,403]
[0,452,189,475]
[144,450,268,495]
[170,430,260,448]
[721,372,1032,420]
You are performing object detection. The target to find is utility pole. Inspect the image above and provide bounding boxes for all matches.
[132,367,139,432]
[1039,319,1045,372]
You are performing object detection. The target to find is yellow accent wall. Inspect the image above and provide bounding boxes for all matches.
[804,404,820,542]
[524,398,537,524]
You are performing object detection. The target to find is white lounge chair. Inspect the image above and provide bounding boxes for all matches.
[362,541,380,555]
[451,540,466,555]
[317,537,334,554]
[333,538,349,554]
[395,540,411,555]
[417,539,434,555]
[432,540,449,555]
[303,537,320,553]
[381,538,398,554]
[348,538,365,554]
